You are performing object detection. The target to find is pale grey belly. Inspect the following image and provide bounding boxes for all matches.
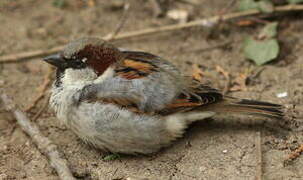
[67,102,174,154]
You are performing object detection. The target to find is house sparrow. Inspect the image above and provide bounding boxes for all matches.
[44,37,284,154]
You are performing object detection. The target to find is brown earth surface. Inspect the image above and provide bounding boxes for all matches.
[0,1,303,179]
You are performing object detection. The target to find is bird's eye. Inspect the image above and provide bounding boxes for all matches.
[71,59,86,69]
[76,60,84,65]
[75,60,82,65]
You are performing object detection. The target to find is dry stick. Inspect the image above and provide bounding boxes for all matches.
[255,131,262,180]
[105,1,130,41]
[0,90,75,180]
[186,40,232,53]
[32,94,50,121]
[0,45,64,63]
[1,4,303,63]
[218,0,237,15]
[150,0,163,17]
[25,66,54,112]
[176,0,199,6]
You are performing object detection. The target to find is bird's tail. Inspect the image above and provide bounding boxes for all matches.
[207,97,284,119]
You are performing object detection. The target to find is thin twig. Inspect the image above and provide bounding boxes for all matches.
[255,131,262,180]
[176,0,199,6]
[150,0,163,17]
[218,0,237,15]
[32,94,50,121]
[1,4,303,63]
[225,0,237,12]
[0,45,64,63]
[105,1,130,40]
[0,89,75,180]
[25,66,54,112]
[184,41,232,53]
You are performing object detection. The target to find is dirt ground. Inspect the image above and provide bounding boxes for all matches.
[0,1,303,179]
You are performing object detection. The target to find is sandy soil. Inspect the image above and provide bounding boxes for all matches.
[0,1,303,179]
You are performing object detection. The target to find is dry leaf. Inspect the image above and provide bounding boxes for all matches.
[284,144,303,165]
[236,20,255,26]
[215,65,231,94]
[87,0,95,7]
[230,71,249,92]
[192,64,203,82]
[215,65,229,79]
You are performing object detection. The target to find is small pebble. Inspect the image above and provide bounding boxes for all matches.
[199,166,207,172]
[276,92,288,98]
[167,9,189,23]
[0,80,4,87]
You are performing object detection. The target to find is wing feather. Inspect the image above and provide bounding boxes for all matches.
[89,50,224,115]
[115,51,159,80]
[158,81,224,115]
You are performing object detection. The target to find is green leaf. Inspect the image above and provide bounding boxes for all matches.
[259,22,278,39]
[103,153,121,161]
[257,0,274,13]
[238,0,259,11]
[244,37,279,65]
[52,0,66,8]
[287,0,303,4]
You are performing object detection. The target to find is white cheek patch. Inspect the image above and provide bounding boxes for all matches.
[60,66,114,88]
[62,68,97,86]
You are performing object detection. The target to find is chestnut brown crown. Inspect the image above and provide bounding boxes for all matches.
[43,37,123,75]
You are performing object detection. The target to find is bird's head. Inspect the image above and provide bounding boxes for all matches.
[43,37,122,86]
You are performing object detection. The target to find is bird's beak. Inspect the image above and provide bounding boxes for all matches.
[43,53,66,69]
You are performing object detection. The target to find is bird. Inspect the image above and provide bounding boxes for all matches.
[43,37,284,154]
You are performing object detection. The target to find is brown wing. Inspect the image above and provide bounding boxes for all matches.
[158,80,224,115]
[85,78,223,115]
[115,51,160,79]
[99,50,223,114]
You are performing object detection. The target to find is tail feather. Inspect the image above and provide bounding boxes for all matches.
[208,97,284,119]
[235,99,282,108]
